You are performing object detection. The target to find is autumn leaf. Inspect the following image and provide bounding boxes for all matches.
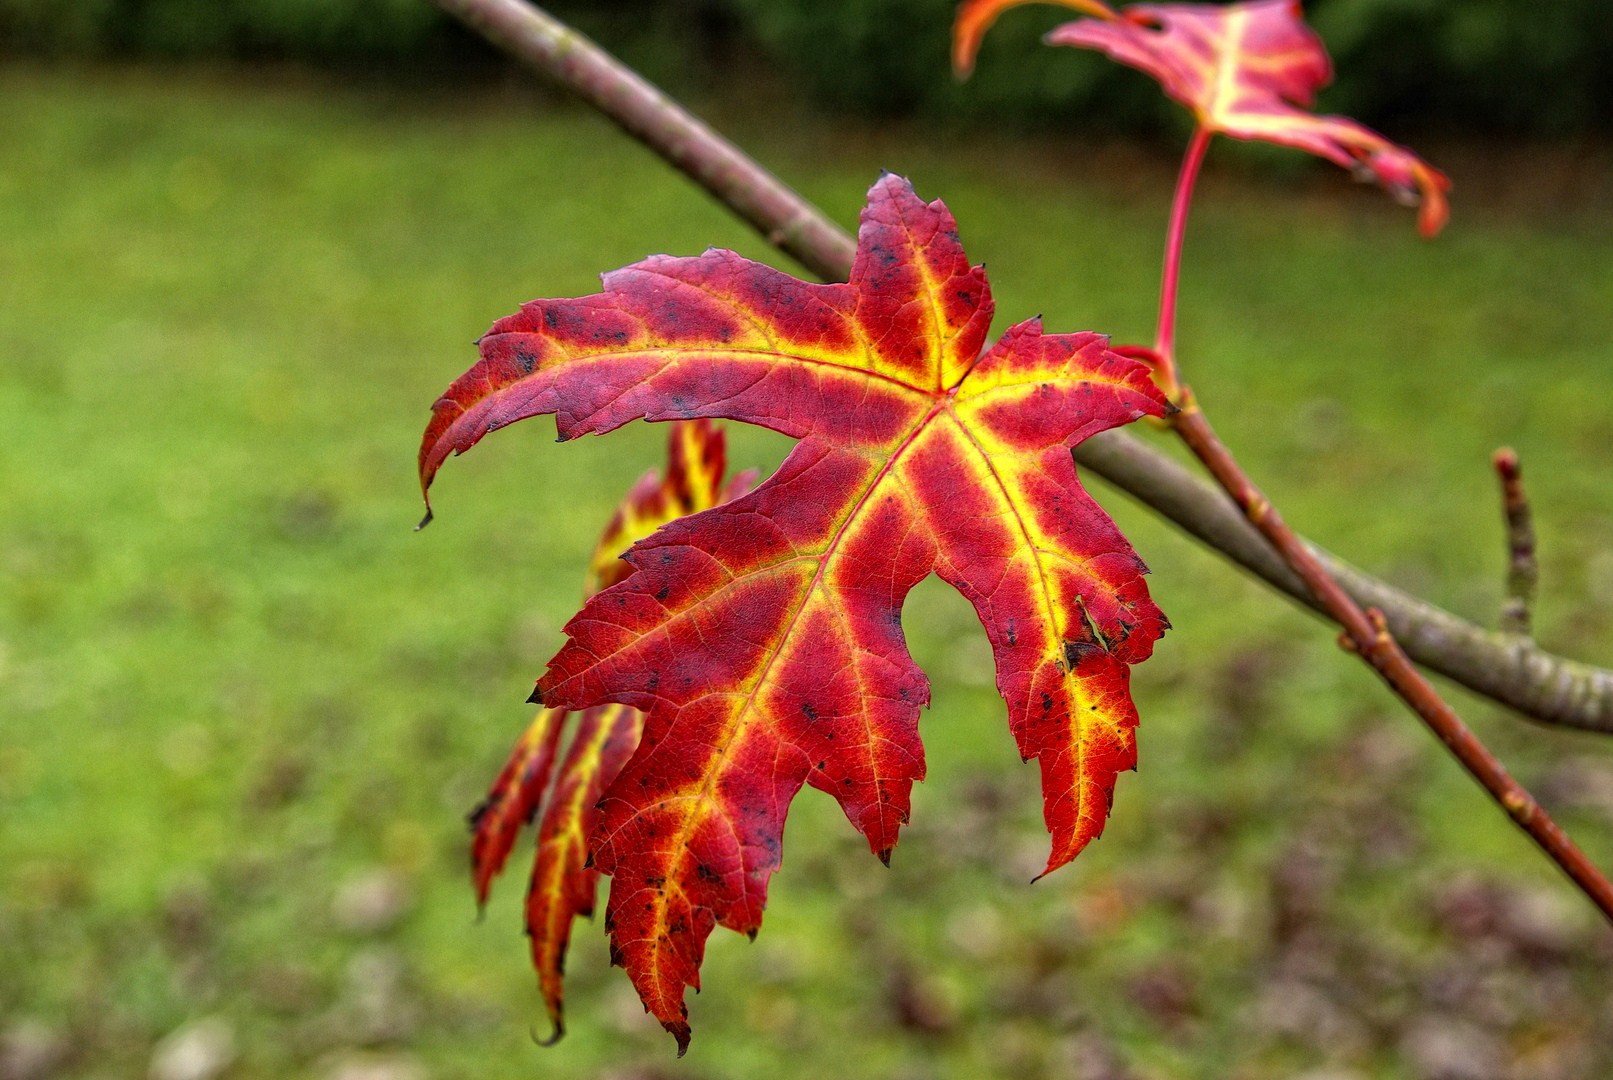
[423,174,1168,1052]
[954,0,1450,236]
[468,419,746,1041]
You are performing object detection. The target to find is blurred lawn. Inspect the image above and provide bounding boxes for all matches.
[2,66,1612,1080]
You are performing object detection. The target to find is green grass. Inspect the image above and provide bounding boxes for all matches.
[3,66,1612,1080]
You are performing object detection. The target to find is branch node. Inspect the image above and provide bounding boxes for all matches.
[1368,607,1392,645]
[1502,790,1531,820]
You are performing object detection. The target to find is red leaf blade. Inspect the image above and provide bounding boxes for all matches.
[429,176,1168,1049]
[419,180,993,507]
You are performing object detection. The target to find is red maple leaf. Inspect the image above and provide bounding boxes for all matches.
[423,175,1167,1052]
[954,0,1450,236]
[469,420,748,1041]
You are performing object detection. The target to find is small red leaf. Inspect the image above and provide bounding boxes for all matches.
[428,175,1166,1049]
[956,0,1451,235]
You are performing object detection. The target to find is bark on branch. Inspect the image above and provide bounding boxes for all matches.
[432,0,1613,735]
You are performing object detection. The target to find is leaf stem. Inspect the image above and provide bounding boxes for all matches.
[1153,125,1213,395]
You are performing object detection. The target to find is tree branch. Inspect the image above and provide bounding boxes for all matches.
[431,0,1613,735]
[1075,434,1613,733]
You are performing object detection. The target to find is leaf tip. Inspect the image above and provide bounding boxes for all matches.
[671,1024,692,1058]
[952,14,979,80]
[530,1017,565,1048]
[414,507,434,531]
[1417,186,1451,239]
[1029,853,1070,885]
[877,847,893,868]
[526,686,545,706]
[746,927,759,942]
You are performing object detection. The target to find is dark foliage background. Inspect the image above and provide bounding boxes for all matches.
[3,0,1610,134]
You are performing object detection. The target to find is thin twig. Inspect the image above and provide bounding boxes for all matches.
[428,0,1613,734]
[1174,400,1613,921]
[1494,447,1538,637]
